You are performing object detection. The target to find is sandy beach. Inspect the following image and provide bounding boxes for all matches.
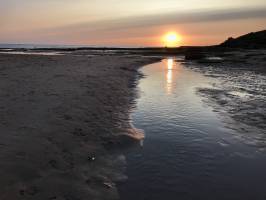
[0,53,159,200]
[1,0,266,199]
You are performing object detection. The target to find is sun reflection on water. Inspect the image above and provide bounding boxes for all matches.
[166,58,174,94]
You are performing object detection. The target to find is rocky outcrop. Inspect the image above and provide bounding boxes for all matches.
[220,30,266,48]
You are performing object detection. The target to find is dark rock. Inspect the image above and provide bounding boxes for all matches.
[185,49,206,60]
[220,30,266,49]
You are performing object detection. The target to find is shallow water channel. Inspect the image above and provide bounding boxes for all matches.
[118,58,266,200]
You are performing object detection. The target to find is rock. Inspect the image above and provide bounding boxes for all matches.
[185,49,205,60]
[220,30,266,48]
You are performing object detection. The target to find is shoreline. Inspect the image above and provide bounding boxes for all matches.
[0,53,160,199]
[183,50,266,148]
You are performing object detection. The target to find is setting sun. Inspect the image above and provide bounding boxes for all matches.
[163,32,181,47]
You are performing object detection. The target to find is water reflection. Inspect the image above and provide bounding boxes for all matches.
[166,58,174,94]
[119,59,266,200]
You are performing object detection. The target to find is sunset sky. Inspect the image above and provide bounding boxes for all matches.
[1,0,266,47]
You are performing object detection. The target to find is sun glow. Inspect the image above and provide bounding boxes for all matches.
[163,32,181,47]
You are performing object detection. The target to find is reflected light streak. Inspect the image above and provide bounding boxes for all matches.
[166,58,174,94]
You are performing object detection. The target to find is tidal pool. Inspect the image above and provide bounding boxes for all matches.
[118,58,266,200]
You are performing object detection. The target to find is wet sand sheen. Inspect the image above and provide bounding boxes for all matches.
[0,54,159,200]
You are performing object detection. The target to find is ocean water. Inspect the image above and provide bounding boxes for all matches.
[0,44,92,49]
[118,59,266,200]
[0,44,136,49]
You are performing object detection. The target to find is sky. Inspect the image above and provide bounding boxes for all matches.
[0,0,266,46]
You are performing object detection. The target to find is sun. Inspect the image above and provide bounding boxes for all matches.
[163,32,181,47]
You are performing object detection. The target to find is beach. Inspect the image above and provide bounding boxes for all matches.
[0,48,266,200]
[0,53,159,200]
[1,0,266,199]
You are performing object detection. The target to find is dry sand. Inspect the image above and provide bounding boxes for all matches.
[0,53,159,200]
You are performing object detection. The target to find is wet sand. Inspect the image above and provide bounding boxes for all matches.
[0,53,159,200]
[184,49,266,148]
